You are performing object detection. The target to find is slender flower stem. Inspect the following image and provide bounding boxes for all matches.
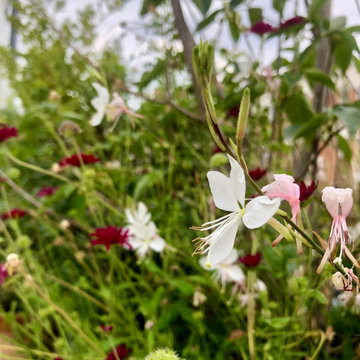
[5,150,73,185]
[24,272,104,354]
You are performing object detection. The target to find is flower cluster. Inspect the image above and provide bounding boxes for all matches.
[36,186,58,197]
[125,202,166,259]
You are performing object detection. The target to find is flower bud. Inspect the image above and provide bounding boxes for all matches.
[332,272,345,291]
[58,120,82,136]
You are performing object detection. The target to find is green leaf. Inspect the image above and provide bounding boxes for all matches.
[192,0,212,14]
[134,170,164,199]
[284,93,314,125]
[308,0,329,21]
[304,68,335,90]
[248,8,262,26]
[196,9,222,32]
[266,317,291,330]
[337,134,352,162]
[140,0,165,16]
[333,105,360,135]
[229,0,244,10]
[226,11,241,42]
[210,153,228,167]
[294,112,329,139]
[138,59,166,89]
[305,289,326,305]
[333,31,358,74]
[329,16,346,32]
[272,0,285,15]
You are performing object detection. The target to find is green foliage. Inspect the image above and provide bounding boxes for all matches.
[146,348,184,360]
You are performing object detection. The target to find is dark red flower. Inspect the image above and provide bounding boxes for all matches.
[91,226,131,251]
[105,344,128,360]
[227,106,239,119]
[213,146,222,154]
[250,21,275,35]
[53,358,64,360]
[101,324,114,333]
[299,181,318,202]
[239,253,261,268]
[249,167,267,181]
[280,16,305,30]
[36,186,58,197]
[0,264,8,285]
[59,153,100,167]
[0,126,18,143]
[1,209,28,220]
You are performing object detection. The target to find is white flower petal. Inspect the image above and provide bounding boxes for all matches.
[227,155,246,206]
[243,196,281,229]
[150,236,165,252]
[221,248,239,264]
[207,215,241,266]
[207,171,239,212]
[90,110,105,126]
[224,265,245,283]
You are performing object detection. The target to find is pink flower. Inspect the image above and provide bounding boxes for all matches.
[239,253,261,268]
[91,226,132,251]
[249,167,267,181]
[317,187,359,273]
[1,209,28,220]
[262,174,300,220]
[59,153,100,167]
[0,264,8,285]
[250,21,275,35]
[36,186,58,197]
[105,344,128,360]
[0,126,18,143]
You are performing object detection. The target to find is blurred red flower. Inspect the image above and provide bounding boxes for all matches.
[59,153,100,167]
[249,167,267,181]
[91,226,132,251]
[100,324,114,333]
[36,186,58,197]
[250,21,275,35]
[105,344,128,360]
[1,209,28,220]
[0,126,18,143]
[0,264,8,285]
[239,253,261,268]
[280,16,305,30]
[299,181,318,202]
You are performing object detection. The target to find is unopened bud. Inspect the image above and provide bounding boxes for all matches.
[332,272,344,291]
[236,88,250,146]
[58,120,82,136]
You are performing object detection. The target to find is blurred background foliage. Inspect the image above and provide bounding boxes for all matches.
[0,0,359,359]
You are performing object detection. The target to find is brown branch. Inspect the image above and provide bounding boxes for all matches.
[119,84,204,122]
[170,0,205,117]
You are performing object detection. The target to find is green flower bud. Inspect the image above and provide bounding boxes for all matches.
[145,348,184,360]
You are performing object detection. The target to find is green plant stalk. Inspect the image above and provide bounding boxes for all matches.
[5,150,73,185]
[23,272,104,354]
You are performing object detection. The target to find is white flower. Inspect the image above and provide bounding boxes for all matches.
[90,82,110,126]
[193,155,281,268]
[200,249,245,287]
[5,253,21,275]
[125,202,165,259]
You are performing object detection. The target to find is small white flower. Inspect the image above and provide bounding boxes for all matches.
[59,219,71,230]
[200,248,245,287]
[193,155,281,268]
[90,82,110,126]
[193,288,207,307]
[125,202,165,259]
[5,253,21,275]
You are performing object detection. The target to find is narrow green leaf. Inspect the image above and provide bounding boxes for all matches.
[196,9,222,32]
[304,68,335,90]
[337,134,352,162]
